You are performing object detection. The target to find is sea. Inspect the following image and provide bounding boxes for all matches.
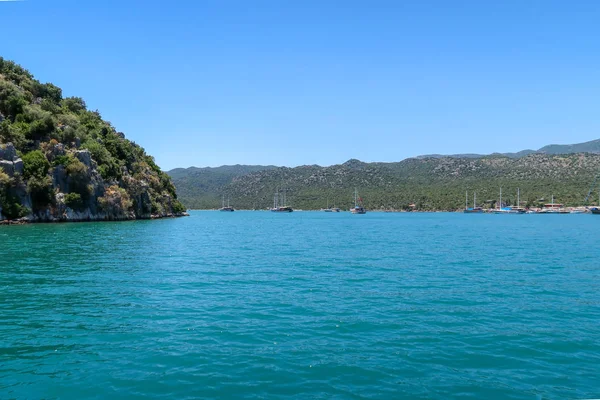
[1,211,599,399]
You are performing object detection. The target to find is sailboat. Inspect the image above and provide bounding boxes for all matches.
[590,189,600,214]
[463,191,483,213]
[321,197,333,212]
[493,187,508,213]
[506,188,526,214]
[331,197,340,212]
[539,195,568,214]
[350,189,366,214]
[218,195,235,212]
[493,188,526,214]
[270,189,293,212]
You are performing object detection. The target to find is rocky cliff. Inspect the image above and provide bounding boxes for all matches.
[0,58,186,222]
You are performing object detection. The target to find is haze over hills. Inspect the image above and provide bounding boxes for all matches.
[168,139,600,210]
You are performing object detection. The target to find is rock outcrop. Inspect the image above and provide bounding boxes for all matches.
[0,57,187,222]
[0,143,23,177]
[0,141,186,222]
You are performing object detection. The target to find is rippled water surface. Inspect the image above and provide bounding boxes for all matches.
[1,211,599,399]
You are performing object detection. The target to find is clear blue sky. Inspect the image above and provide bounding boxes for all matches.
[2,0,599,170]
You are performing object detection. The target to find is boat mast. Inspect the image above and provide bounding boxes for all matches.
[465,190,468,210]
[517,188,520,208]
[355,188,358,208]
[499,187,502,209]
[473,192,476,209]
[222,195,225,208]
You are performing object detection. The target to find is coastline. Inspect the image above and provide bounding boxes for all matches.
[0,212,190,225]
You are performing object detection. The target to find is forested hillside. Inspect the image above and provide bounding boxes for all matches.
[170,154,600,210]
[0,57,186,221]
[169,165,277,209]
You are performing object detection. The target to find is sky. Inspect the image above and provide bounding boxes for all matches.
[1,0,599,170]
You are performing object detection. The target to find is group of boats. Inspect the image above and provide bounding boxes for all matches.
[320,189,366,213]
[219,188,368,214]
[221,187,600,215]
[463,189,600,214]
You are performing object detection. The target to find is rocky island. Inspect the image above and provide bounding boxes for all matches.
[0,58,186,223]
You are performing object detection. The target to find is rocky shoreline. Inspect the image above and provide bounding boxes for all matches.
[0,211,189,225]
[1,142,187,223]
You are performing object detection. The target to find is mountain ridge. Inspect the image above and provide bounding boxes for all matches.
[168,139,600,210]
[417,138,600,159]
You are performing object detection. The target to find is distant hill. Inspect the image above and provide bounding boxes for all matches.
[168,164,277,209]
[417,138,600,159]
[538,139,600,155]
[168,152,600,210]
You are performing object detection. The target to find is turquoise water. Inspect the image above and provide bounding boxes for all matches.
[1,211,599,399]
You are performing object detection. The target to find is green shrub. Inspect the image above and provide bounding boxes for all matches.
[0,120,28,149]
[65,158,92,199]
[172,200,186,214]
[28,115,55,140]
[34,82,62,103]
[151,200,162,214]
[64,192,84,210]
[62,97,86,113]
[82,140,121,180]
[65,157,86,176]
[0,191,29,219]
[40,98,60,114]
[58,126,80,144]
[22,150,50,180]
[52,155,72,167]
[0,80,29,120]
[27,175,54,210]
[0,170,11,186]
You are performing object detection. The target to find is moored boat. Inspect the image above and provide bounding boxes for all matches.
[539,196,568,213]
[321,198,335,212]
[218,196,235,212]
[493,188,525,214]
[463,191,483,213]
[350,188,366,214]
[271,206,293,212]
[270,190,293,212]
[589,190,600,214]
[569,207,588,214]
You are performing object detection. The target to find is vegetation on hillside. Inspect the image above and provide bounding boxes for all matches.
[0,57,185,221]
[170,155,600,210]
[169,165,277,209]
